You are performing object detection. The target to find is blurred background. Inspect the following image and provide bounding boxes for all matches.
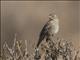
[1,1,80,54]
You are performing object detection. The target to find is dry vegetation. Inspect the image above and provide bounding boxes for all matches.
[1,34,80,60]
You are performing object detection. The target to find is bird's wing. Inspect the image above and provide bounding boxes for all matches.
[37,21,50,47]
[36,21,50,47]
[39,21,50,39]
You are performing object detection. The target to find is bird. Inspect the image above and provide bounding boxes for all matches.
[36,13,59,48]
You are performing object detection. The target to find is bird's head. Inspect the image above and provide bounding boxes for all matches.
[48,13,58,20]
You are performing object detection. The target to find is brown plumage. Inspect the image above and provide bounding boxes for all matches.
[37,14,59,48]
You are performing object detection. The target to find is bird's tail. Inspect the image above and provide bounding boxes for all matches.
[36,39,41,48]
[36,37,44,48]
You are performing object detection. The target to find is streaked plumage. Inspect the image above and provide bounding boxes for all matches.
[37,13,59,48]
